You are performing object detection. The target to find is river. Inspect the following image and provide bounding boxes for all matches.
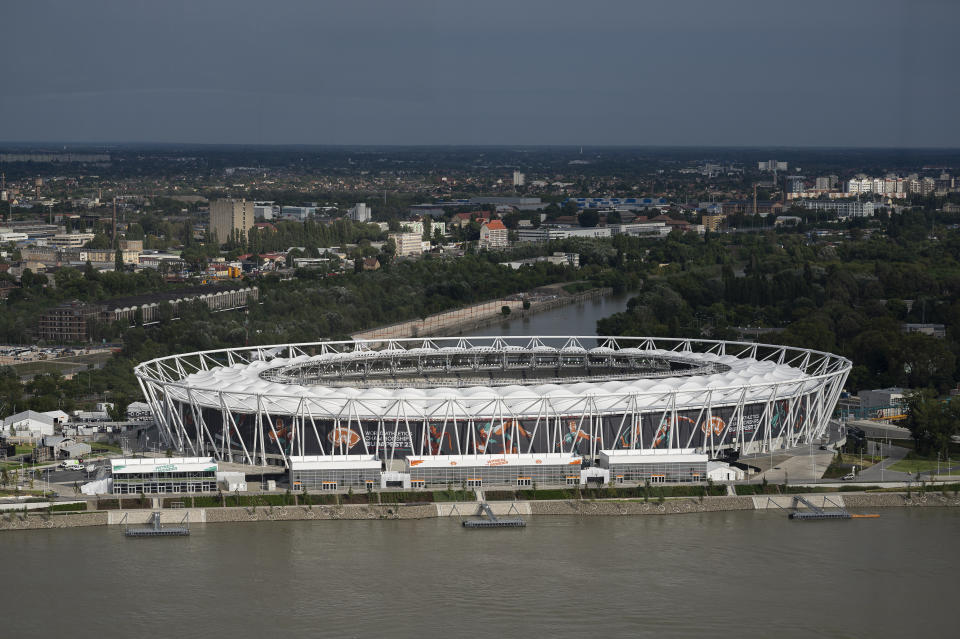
[468,291,632,341]
[2,509,956,638]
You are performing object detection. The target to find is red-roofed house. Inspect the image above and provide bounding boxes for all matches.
[651,214,690,231]
[451,211,491,228]
[479,220,509,250]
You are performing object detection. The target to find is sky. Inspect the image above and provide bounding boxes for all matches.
[1,0,958,147]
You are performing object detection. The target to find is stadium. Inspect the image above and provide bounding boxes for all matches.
[133,336,851,489]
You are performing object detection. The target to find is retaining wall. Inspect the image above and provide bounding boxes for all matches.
[3,491,958,532]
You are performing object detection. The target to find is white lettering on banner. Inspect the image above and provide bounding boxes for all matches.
[363,430,413,449]
[728,411,762,434]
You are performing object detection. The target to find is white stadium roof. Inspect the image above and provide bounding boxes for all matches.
[155,343,817,419]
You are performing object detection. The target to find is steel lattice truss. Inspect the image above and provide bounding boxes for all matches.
[134,336,851,466]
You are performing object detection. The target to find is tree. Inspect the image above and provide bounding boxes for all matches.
[904,390,959,456]
[115,249,124,272]
[107,396,129,422]
[83,233,112,250]
[578,209,600,228]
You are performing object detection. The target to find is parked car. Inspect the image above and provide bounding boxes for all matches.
[842,472,856,480]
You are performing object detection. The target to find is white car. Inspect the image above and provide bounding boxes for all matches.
[841,472,856,480]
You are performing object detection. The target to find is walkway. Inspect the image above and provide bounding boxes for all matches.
[856,443,910,482]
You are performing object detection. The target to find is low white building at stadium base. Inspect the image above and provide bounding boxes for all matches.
[110,457,218,495]
[289,454,381,491]
[134,336,850,489]
[405,453,583,488]
[599,448,743,483]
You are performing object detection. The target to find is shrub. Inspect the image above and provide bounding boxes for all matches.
[49,502,88,512]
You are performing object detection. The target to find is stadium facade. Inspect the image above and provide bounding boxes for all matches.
[134,337,850,487]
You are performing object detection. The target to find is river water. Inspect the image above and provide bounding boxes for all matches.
[468,291,631,341]
[5,294,957,638]
[2,509,957,638]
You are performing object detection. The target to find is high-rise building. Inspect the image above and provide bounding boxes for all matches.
[846,176,907,197]
[797,200,877,219]
[388,231,423,257]
[815,175,838,190]
[701,215,726,232]
[512,171,525,187]
[209,199,255,246]
[479,220,509,249]
[785,175,805,194]
[758,160,787,172]
[349,203,372,222]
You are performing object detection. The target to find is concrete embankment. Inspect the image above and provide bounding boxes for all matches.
[3,491,960,531]
[351,287,612,340]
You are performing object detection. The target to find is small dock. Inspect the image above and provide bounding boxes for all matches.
[787,495,851,521]
[463,503,526,528]
[125,512,190,537]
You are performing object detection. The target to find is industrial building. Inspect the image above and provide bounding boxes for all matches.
[38,286,258,342]
[1,410,58,437]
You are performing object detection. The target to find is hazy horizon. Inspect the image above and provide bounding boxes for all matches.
[2,0,958,148]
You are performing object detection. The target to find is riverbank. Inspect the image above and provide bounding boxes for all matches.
[351,286,613,340]
[3,490,958,531]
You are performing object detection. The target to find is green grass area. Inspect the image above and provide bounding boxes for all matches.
[160,493,342,508]
[8,351,113,379]
[561,282,595,295]
[49,502,88,512]
[90,442,122,454]
[823,453,884,479]
[57,351,114,366]
[735,483,885,495]
[874,439,960,456]
[14,445,34,456]
[9,360,87,377]
[94,497,152,510]
[487,484,728,501]
[888,454,960,474]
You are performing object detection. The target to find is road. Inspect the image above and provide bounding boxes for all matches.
[12,460,109,498]
[855,442,912,482]
[755,448,836,482]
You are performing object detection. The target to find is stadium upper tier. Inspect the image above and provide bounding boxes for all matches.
[134,337,848,421]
